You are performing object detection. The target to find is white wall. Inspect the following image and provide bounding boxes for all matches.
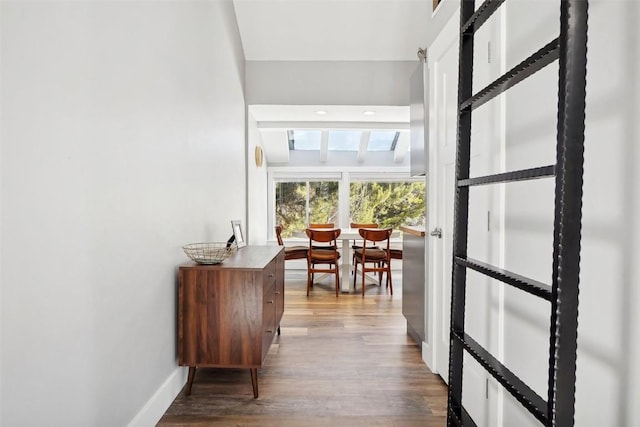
[567,1,639,424]
[0,1,246,426]
[426,0,459,49]
[501,1,640,426]
[247,112,269,245]
[246,61,417,106]
[501,2,559,425]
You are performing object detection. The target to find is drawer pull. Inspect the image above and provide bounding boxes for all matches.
[275,291,280,295]
[266,330,274,334]
[268,274,275,278]
[267,300,274,304]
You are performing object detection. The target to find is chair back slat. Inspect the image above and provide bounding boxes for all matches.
[359,228,392,244]
[306,228,341,243]
[275,225,284,246]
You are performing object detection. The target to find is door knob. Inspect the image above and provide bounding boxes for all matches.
[430,227,443,238]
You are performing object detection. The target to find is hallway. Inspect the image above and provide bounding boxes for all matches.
[159,271,447,426]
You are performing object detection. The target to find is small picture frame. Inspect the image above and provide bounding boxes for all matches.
[231,220,246,248]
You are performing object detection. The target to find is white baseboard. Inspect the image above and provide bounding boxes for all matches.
[422,341,436,374]
[127,366,187,427]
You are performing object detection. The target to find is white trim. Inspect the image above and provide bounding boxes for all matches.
[339,171,350,227]
[349,172,421,182]
[126,367,187,427]
[257,121,409,130]
[268,165,410,174]
[320,130,329,162]
[422,341,436,373]
[270,171,342,180]
[357,131,370,163]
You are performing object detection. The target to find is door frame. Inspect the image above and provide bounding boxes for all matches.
[425,6,460,378]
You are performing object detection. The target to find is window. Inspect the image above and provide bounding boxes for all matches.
[350,181,426,229]
[275,180,339,237]
[272,172,425,239]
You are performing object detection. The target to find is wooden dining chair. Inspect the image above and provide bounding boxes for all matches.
[352,228,393,297]
[349,222,379,269]
[275,225,308,261]
[305,228,341,297]
[384,248,403,287]
[308,223,337,249]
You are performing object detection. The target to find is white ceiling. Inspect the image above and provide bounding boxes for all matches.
[250,105,409,124]
[232,0,431,61]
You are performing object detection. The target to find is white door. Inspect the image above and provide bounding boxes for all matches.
[429,8,459,383]
[428,7,503,427]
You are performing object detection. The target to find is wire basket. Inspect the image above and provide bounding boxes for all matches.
[182,242,237,264]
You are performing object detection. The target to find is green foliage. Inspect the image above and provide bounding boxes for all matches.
[276,180,425,237]
[275,182,307,237]
[350,182,426,230]
[309,182,339,225]
[275,181,339,237]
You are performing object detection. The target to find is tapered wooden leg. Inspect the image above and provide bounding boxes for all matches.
[250,368,259,398]
[335,263,339,297]
[307,260,312,296]
[185,366,196,396]
[277,326,281,335]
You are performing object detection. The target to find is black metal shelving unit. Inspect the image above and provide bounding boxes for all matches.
[446,0,588,426]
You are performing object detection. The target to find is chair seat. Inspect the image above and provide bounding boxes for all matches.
[312,245,336,250]
[389,249,403,259]
[351,244,379,250]
[284,246,308,261]
[354,248,386,261]
[284,245,308,253]
[310,249,341,262]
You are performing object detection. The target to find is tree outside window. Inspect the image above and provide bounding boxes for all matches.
[350,181,426,229]
[275,181,339,237]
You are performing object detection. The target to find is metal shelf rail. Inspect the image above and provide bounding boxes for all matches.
[446,0,588,426]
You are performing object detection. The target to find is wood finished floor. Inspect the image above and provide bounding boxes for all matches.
[158,271,448,426]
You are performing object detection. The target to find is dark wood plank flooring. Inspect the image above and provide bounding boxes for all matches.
[158,271,448,426]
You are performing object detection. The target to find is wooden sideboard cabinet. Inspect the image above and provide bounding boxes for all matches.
[178,245,285,398]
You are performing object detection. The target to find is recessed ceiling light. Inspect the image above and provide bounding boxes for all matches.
[315,110,328,115]
[363,110,376,116]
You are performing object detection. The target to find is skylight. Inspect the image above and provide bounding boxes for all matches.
[288,130,321,150]
[288,129,404,156]
[368,131,399,151]
[327,130,361,151]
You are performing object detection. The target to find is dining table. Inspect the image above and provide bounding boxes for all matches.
[295,227,401,293]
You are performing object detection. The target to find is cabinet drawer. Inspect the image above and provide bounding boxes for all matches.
[264,260,277,286]
[263,277,276,297]
[262,301,277,360]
